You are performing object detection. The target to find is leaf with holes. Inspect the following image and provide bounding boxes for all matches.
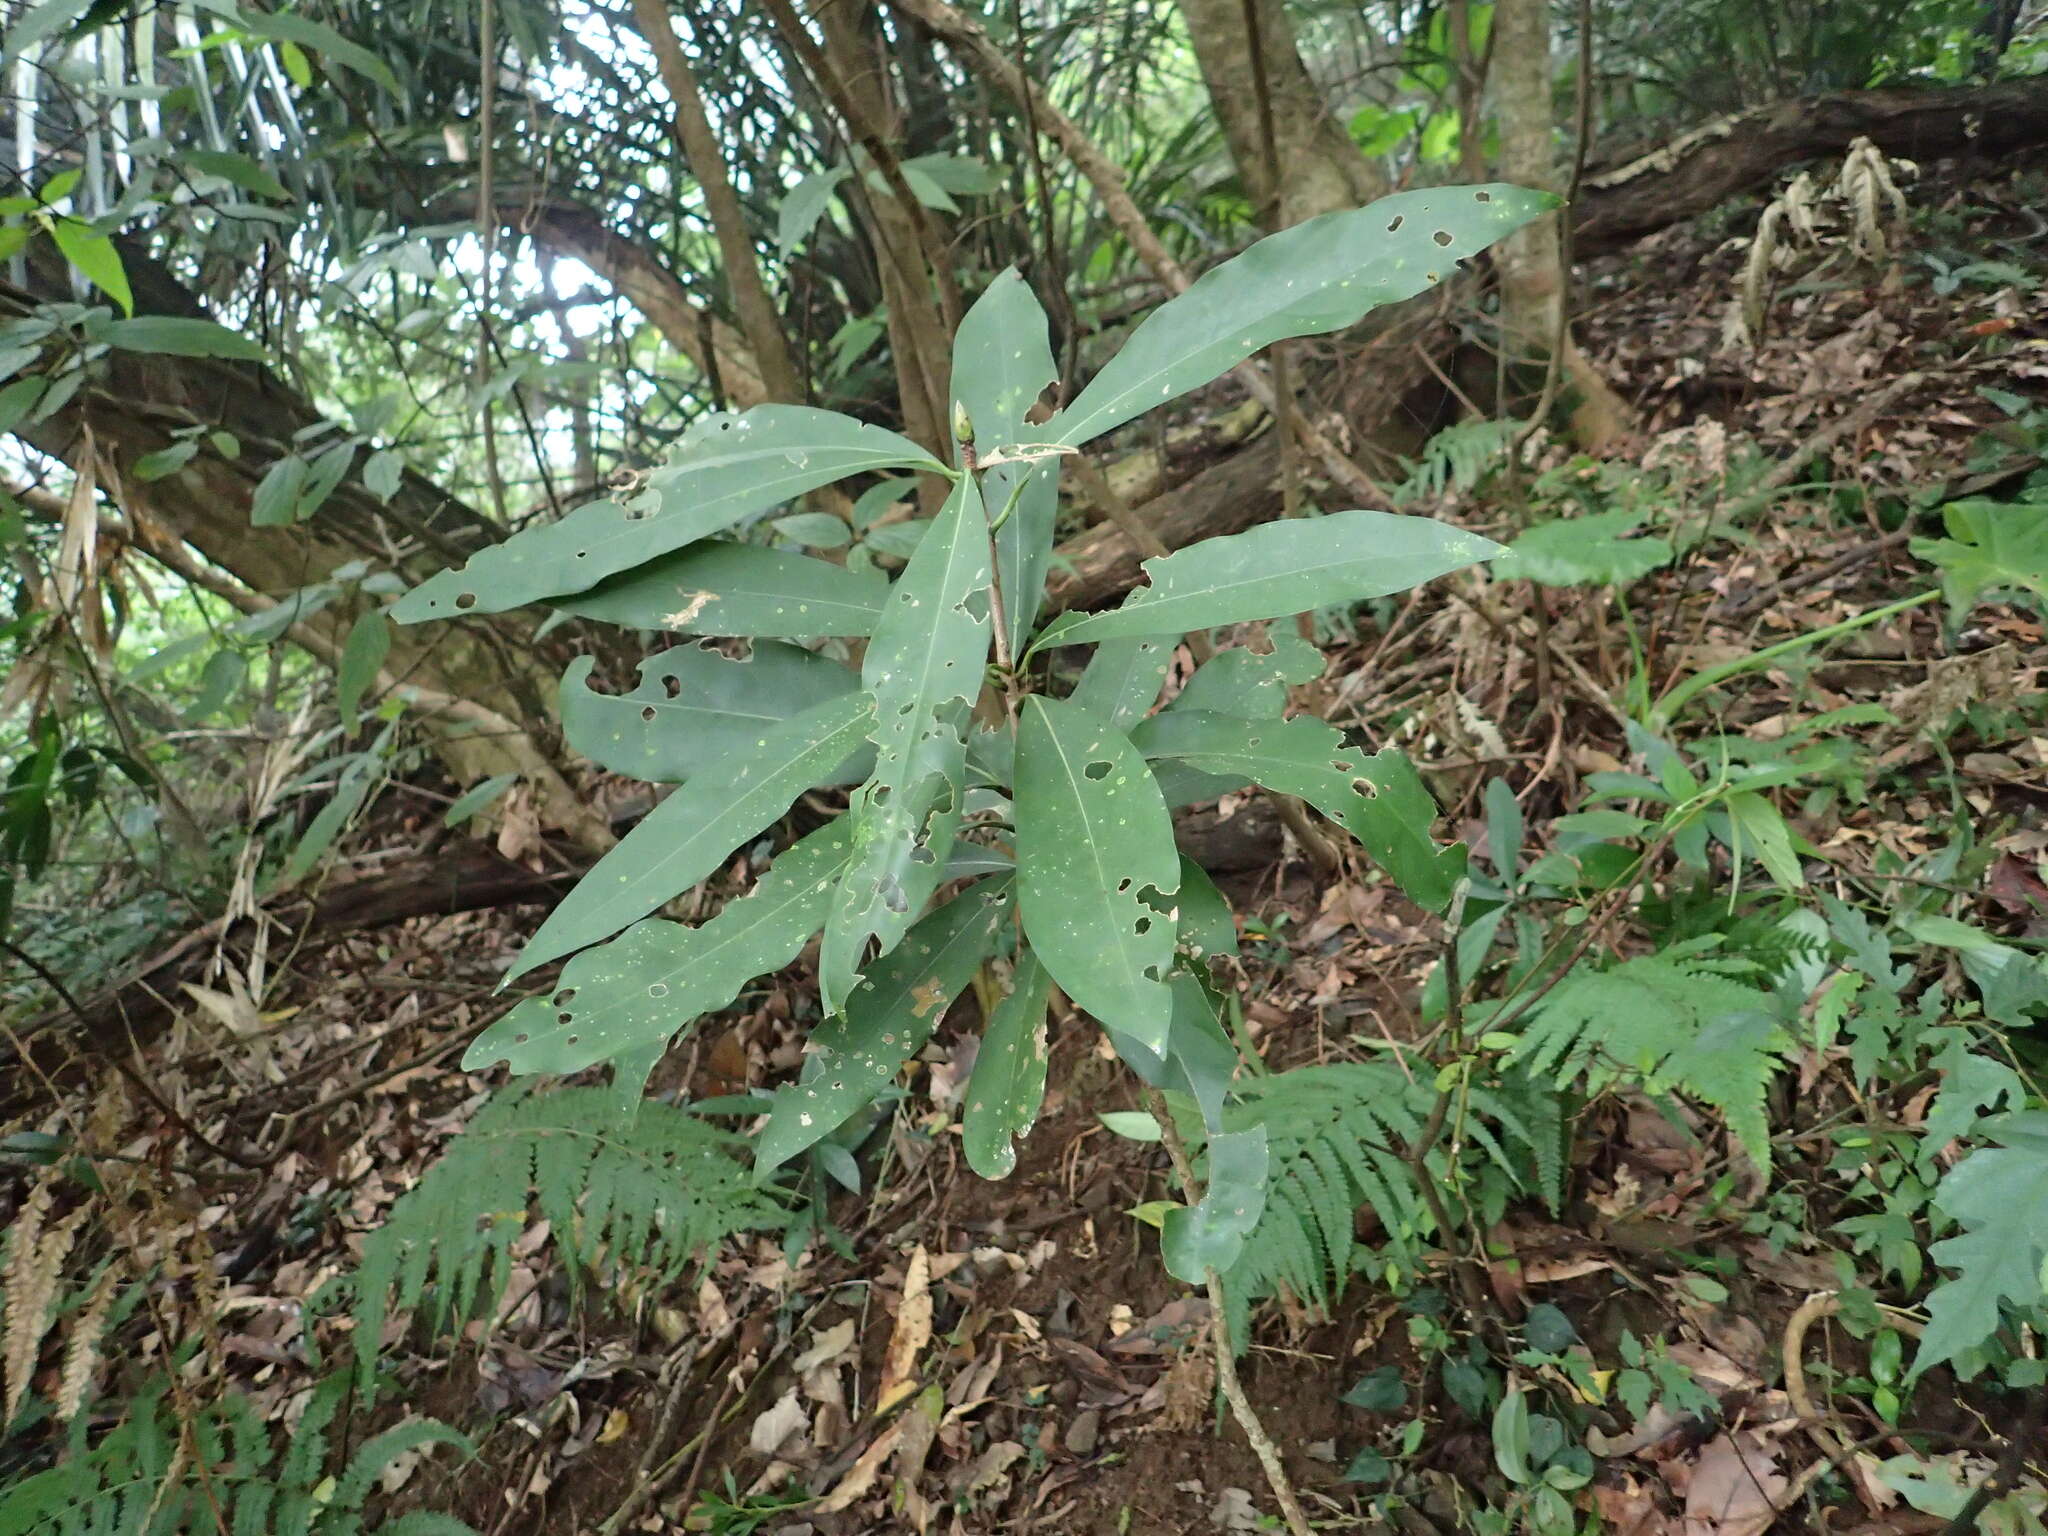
[962,948,1055,1179]
[1070,635,1177,730]
[756,881,1010,1174]
[1047,184,1556,447]
[467,819,853,1077]
[820,476,993,1013]
[1161,1126,1268,1283]
[955,268,1059,651]
[510,690,875,980]
[552,540,889,638]
[559,643,862,784]
[1032,511,1503,650]
[1169,635,1322,718]
[393,408,945,622]
[1015,696,1180,1053]
[1133,710,1462,912]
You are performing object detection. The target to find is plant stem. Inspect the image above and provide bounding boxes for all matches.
[1145,1086,1314,1536]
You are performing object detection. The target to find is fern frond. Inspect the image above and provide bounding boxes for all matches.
[1394,417,1522,504]
[1506,943,1792,1174]
[352,1087,786,1387]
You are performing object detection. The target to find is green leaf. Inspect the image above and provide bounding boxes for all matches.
[902,152,1001,197]
[2,1,97,76]
[755,881,1009,1174]
[394,407,945,622]
[186,648,246,722]
[1915,1114,2048,1376]
[101,316,266,361]
[1341,1367,1408,1412]
[777,165,851,257]
[132,438,199,481]
[336,610,390,725]
[773,511,853,548]
[443,772,518,827]
[1484,775,1524,884]
[1492,1388,1532,1484]
[1173,857,1240,969]
[1912,498,2048,622]
[559,643,862,784]
[1070,635,1177,729]
[1490,510,1674,587]
[185,148,290,201]
[1724,790,1804,890]
[511,690,875,980]
[1048,184,1557,446]
[953,268,1059,651]
[1161,1126,1267,1282]
[820,476,992,1013]
[362,448,404,503]
[1132,711,1462,912]
[553,541,889,638]
[1169,635,1322,718]
[250,454,308,527]
[49,220,132,315]
[1032,511,1503,650]
[236,9,401,93]
[0,377,48,436]
[1014,696,1179,1053]
[962,948,1055,1179]
[281,754,380,883]
[468,819,854,1077]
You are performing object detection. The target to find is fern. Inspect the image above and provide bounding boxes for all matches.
[1394,417,1523,505]
[1504,941,1794,1175]
[0,1374,473,1536]
[1215,1061,1561,1347]
[352,1086,785,1387]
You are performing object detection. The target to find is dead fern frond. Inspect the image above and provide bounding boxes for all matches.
[56,1262,122,1421]
[5,1171,60,1423]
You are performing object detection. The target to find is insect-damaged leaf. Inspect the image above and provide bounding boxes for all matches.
[509,690,876,980]
[1014,696,1179,1054]
[953,268,1059,653]
[1132,710,1463,912]
[468,820,854,1077]
[1047,184,1557,447]
[756,881,1009,1175]
[559,643,863,784]
[1033,510,1503,650]
[1161,1126,1269,1283]
[820,475,992,1013]
[393,407,944,622]
[553,541,888,638]
[962,948,1055,1180]
[1069,635,1178,730]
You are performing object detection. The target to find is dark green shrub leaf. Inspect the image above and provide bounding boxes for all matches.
[1070,635,1177,728]
[102,317,266,361]
[1523,1303,1578,1354]
[1014,696,1179,1054]
[554,541,889,638]
[1048,184,1558,446]
[510,690,876,980]
[1341,1368,1408,1413]
[393,408,945,622]
[468,819,853,1076]
[756,881,1009,1174]
[1490,509,1673,587]
[443,772,517,827]
[336,610,390,725]
[1161,1126,1267,1282]
[962,948,1055,1179]
[1033,511,1502,649]
[558,644,862,784]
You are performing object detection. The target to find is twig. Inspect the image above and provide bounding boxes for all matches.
[1145,1087,1313,1536]
[1940,1386,2046,1536]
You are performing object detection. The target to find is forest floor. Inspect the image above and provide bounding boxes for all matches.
[8,161,2047,1535]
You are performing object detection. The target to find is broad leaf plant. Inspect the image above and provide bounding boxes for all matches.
[397,184,1555,1282]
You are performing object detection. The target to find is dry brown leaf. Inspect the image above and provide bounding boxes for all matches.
[794,1318,857,1375]
[878,1246,933,1413]
[1680,1432,1787,1536]
[747,1388,809,1456]
[814,1422,904,1514]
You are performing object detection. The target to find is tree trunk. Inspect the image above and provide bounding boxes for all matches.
[2,241,612,850]
[1175,0,1386,227]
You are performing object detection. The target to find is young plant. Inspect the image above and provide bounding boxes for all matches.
[393,184,1554,1289]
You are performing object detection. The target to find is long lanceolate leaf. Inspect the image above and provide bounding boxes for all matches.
[392,408,946,621]
[819,477,993,1013]
[552,541,889,638]
[1047,185,1559,447]
[559,644,861,784]
[954,269,1060,653]
[467,820,854,1076]
[962,949,1055,1179]
[1033,511,1504,650]
[509,691,876,980]
[1132,711,1464,912]
[1014,696,1180,1054]
[757,881,1010,1174]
